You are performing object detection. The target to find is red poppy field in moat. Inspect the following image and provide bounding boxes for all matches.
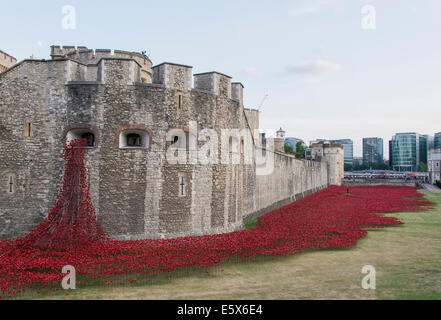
[0,140,435,299]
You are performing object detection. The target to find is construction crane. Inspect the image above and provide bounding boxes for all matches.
[257,94,269,112]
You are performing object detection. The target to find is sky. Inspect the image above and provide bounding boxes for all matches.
[1,0,441,158]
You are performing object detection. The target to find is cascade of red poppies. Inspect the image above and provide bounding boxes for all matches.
[0,168,435,298]
[14,138,107,251]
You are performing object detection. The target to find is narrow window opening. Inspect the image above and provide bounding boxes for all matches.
[67,129,96,148]
[24,120,33,138]
[127,133,142,147]
[177,92,183,110]
[8,175,14,194]
[119,129,150,149]
[180,177,185,196]
[81,132,95,147]
[178,174,186,197]
[229,137,239,153]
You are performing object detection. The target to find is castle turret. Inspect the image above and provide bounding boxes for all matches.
[231,82,244,107]
[276,127,286,138]
[152,62,193,91]
[273,127,286,153]
[194,72,232,98]
[312,142,344,186]
[50,46,153,83]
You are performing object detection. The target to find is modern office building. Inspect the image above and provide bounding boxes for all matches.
[363,137,384,164]
[353,157,363,167]
[285,137,302,152]
[305,148,313,160]
[389,133,428,172]
[420,134,429,165]
[435,132,441,149]
[389,140,394,168]
[428,135,435,149]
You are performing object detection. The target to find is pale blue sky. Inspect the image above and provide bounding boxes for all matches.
[2,0,441,157]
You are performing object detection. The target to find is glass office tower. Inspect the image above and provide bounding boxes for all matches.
[389,140,393,168]
[390,133,428,172]
[363,137,384,164]
[419,135,429,165]
[435,132,441,149]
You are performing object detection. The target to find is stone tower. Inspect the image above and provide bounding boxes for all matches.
[311,142,344,186]
[273,127,286,153]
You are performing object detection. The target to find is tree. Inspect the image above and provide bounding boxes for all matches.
[284,143,295,155]
[295,141,306,159]
[364,162,389,170]
[418,162,428,172]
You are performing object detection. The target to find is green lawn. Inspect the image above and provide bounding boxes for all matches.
[19,190,441,300]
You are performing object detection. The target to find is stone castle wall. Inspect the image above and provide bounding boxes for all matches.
[246,151,329,223]
[0,47,342,240]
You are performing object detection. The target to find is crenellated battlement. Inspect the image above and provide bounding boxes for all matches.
[194,72,232,98]
[152,62,193,91]
[49,46,245,103]
[51,45,153,82]
[151,63,244,105]
[50,45,87,58]
[51,46,151,64]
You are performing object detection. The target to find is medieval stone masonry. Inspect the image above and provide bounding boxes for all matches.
[0,50,17,74]
[0,46,344,240]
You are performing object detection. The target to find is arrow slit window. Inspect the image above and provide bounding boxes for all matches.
[178,173,186,197]
[7,175,14,194]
